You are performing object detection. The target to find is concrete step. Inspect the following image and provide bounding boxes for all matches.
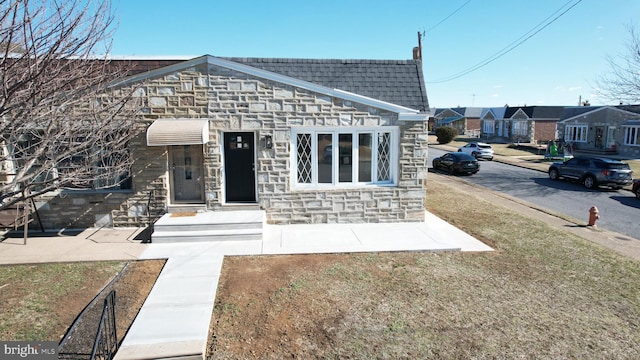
[151,210,264,243]
[154,221,263,232]
[151,228,263,243]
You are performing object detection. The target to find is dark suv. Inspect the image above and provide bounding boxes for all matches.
[548,157,633,190]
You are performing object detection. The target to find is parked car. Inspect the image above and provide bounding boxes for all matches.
[633,179,640,199]
[432,152,479,175]
[548,156,634,190]
[458,142,494,160]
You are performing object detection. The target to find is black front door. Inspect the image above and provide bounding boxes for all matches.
[224,132,256,202]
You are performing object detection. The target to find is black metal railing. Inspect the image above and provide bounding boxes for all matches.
[90,290,118,360]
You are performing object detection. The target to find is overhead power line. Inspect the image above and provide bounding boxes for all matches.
[423,0,473,34]
[428,0,583,84]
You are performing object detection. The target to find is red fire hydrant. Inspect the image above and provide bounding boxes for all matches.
[588,206,599,227]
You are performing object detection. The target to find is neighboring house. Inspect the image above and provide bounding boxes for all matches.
[479,107,507,140]
[433,107,482,136]
[557,106,640,157]
[484,106,564,143]
[22,54,430,228]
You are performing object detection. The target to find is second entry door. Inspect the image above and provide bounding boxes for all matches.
[170,144,204,203]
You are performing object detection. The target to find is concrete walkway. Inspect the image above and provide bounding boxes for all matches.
[0,210,492,360]
[4,143,639,359]
[114,211,491,360]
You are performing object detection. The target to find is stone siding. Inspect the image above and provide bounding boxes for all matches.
[33,63,427,228]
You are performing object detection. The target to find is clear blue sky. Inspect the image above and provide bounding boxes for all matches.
[110,0,639,109]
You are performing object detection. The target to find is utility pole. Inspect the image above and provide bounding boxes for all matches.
[414,31,423,60]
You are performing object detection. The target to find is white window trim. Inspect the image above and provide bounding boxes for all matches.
[564,125,588,143]
[512,120,528,136]
[483,120,495,134]
[290,127,399,189]
[624,126,640,146]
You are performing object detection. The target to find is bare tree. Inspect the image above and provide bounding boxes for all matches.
[0,0,139,212]
[597,24,640,104]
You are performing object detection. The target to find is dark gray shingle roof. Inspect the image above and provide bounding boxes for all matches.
[560,106,602,120]
[616,104,640,114]
[222,57,429,112]
[505,106,564,119]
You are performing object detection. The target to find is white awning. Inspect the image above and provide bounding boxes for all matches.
[146,119,209,146]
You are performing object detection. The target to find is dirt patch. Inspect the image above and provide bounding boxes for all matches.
[207,254,344,359]
[58,259,164,356]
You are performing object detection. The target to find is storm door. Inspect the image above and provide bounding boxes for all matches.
[606,127,616,149]
[224,132,256,202]
[170,145,205,203]
[595,126,605,148]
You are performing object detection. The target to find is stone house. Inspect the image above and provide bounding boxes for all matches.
[482,106,564,144]
[433,107,482,137]
[29,54,430,229]
[557,105,640,157]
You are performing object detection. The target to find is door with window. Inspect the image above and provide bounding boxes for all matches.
[170,145,205,203]
[606,127,616,150]
[595,126,605,148]
[224,132,256,202]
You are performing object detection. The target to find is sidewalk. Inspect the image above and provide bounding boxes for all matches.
[0,228,148,265]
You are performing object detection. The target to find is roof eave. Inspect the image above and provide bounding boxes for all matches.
[560,106,640,122]
[399,113,428,121]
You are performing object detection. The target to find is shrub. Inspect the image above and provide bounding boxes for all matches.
[435,126,458,144]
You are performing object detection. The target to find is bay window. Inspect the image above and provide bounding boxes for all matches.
[483,120,495,134]
[512,120,527,136]
[565,125,588,142]
[293,128,397,187]
[624,126,640,146]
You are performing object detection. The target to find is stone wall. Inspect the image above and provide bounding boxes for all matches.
[31,62,428,227]
[200,66,428,223]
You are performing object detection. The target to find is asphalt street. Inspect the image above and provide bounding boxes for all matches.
[428,147,640,240]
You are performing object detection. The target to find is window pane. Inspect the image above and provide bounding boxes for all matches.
[296,133,312,183]
[377,132,391,181]
[338,133,352,182]
[358,133,372,182]
[318,133,332,183]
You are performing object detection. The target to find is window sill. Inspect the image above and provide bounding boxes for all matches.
[291,182,397,191]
